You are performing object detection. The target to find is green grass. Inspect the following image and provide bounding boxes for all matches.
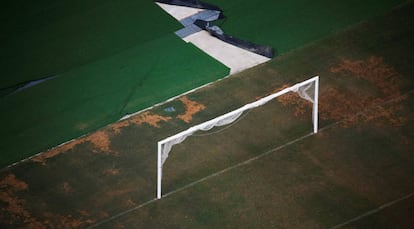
[0,34,229,167]
[343,196,414,228]
[1,1,414,228]
[0,1,229,167]
[209,0,406,54]
[102,98,414,228]
[0,0,407,167]
[0,0,181,87]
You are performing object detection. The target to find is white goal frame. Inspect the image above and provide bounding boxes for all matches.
[157,76,319,199]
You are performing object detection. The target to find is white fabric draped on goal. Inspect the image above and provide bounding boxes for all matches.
[157,76,319,199]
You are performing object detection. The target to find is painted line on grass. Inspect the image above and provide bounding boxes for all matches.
[119,72,231,121]
[87,131,316,228]
[1,71,233,173]
[87,89,414,228]
[330,191,414,229]
[86,198,158,229]
[163,132,314,198]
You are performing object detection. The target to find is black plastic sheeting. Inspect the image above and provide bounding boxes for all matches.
[175,9,222,38]
[155,0,275,58]
[155,0,223,12]
[194,20,274,58]
[0,75,58,97]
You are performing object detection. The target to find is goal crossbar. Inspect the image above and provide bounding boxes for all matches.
[157,76,319,199]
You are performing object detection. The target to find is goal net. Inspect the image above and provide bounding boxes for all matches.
[157,76,319,199]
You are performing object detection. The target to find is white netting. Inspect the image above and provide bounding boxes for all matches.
[292,80,315,103]
[159,77,318,166]
[161,111,243,165]
[161,135,187,165]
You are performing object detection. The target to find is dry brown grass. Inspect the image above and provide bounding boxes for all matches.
[111,111,172,133]
[30,95,206,166]
[31,111,172,165]
[0,174,96,228]
[31,130,116,165]
[277,56,406,127]
[0,174,32,225]
[330,56,400,97]
[276,84,312,117]
[42,211,95,229]
[62,182,74,194]
[177,96,206,123]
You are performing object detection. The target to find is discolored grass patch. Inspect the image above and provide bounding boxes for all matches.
[177,96,206,123]
[111,112,172,133]
[30,111,173,165]
[2,2,414,228]
[0,174,97,228]
[0,174,32,225]
[31,130,116,165]
[29,94,207,166]
[277,56,407,127]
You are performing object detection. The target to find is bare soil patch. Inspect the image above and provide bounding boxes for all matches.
[111,111,172,133]
[177,96,206,123]
[32,130,116,165]
[31,111,172,165]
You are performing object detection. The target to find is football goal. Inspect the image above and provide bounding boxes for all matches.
[157,76,319,199]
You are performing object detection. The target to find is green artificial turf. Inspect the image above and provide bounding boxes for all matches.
[0,33,229,167]
[0,0,408,168]
[1,1,414,227]
[0,0,181,88]
[0,1,229,167]
[209,0,406,54]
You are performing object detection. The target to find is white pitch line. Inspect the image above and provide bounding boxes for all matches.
[84,89,414,227]
[86,198,158,229]
[85,132,315,228]
[330,191,414,229]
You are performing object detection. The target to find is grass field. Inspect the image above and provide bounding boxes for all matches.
[0,0,181,86]
[1,0,414,228]
[0,0,229,167]
[209,0,406,53]
[0,0,407,168]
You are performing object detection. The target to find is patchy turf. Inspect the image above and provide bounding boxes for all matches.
[1,1,414,228]
[278,56,407,127]
[0,1,229,168]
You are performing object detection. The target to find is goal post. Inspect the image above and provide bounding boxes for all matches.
[157,76,319,199]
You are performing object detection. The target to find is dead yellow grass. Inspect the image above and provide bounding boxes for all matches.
[177,96,206,123]
[32,130,116,165]
[111,111,172,133]
[0,174,30,223]
[0,174,96,228]
[87,131,114,155]
[31,111,172,165]
[277,56,406,127]
[29,95,205,166]
[0,174,44,227]
[0,174,28,191]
